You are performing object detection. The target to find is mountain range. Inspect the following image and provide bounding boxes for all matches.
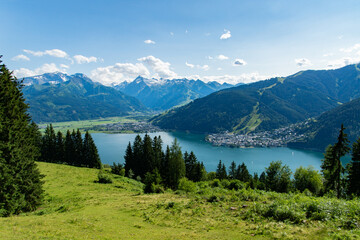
[22,73,233,122]
[23,73,146,122]
[151,64,360,133]
[114,76,233,110]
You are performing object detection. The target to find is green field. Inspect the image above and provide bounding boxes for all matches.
[37,115,151,133]
[1,162,359,239]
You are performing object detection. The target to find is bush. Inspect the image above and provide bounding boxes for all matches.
[227,180,245,190]
[178,178,197,193]
[207,172,217,180]
[97,171,113,184]
[210,179,221,188]
[111,162,125,176]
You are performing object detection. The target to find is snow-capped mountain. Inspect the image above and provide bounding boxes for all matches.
[114,76,234,110]
[22,72,70,86]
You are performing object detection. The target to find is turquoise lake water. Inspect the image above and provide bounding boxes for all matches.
[91,131,334,174]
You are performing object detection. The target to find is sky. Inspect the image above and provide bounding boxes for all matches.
[1,0,360,85]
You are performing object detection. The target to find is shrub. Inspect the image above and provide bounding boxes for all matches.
[227,180,245,190]
[178,178,197,193]
[97,171,113,184]
[111,162,125,176]
[210,179,221,187]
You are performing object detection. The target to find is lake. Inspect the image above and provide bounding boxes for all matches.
[91,131,334,174]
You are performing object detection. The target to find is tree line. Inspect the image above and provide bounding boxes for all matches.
[120,134,206,191]
[40,124,101,169]
[213,124,360,198]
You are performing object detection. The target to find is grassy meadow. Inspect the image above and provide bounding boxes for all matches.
[37,115,150,134]
[1,162,359,239]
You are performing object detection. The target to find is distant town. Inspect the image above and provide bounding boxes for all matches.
[206,122,308,148]
[89,121,161,133]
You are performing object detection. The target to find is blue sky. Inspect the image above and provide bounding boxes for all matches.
[1,0,360,85]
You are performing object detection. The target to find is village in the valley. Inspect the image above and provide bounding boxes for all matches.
[206,122,308,148]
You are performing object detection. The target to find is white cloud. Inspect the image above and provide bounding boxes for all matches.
[91,63,150,86]
[60,64,69,69]
[217,54,229,60]
[220,29,231,40]
[144,39,156,44]
[24,49,68,58]
[185,62,195,68]
[73,55,98,64]
[14,63,63,78]
[217,67,222,71]
[295,58,312,67]
[326,56,360,69]
[198,65,210,71]
[340,43,360,53]
[323,53,334,57]
[185,62,209,71]
[185,72,274,85]
[12,54,30,61]
[138,55,177,79]
[233,59,247,66]
[207,56,213,60]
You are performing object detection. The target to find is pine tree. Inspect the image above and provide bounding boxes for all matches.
[64,130,75,165]
[83,131,101,168]
[142,134,154,177]
[124,142,134,177]
[347,137,360,196]
[185,151,198,181]
[228,161,237,179]
[321,124,350,198]
[73,129,84,166]
[0,57,43,216]
[132,135,143,178]
[166,139,185,189]
[161,145,171,185]
[216,160,227,180]
[55,131,65,163]
[152,136,163,172]
[41,124,56,162]
[236,163,251,182]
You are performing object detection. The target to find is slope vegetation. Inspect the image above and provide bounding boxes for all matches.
[1,162,358,239]
[152,64,360,133]
[289,97,360,151]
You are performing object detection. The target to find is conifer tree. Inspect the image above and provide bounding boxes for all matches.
[64,130,75,165]
[0,57,43,216]
[55,131,65,163]
[161,145,171,185]
[83,131,101,168]
[321,124,350,198]
[73,129,84,166]
[216,160,227,180]
[152,136,163,172]
[185,151,198,180]
[124,142,134,177]
[236,163,251,182]
[132,135,143,177]
[41,124,56,162]
[166,139,185,189]
[347,137,360,196]
[228,161,237,179]
[142,134,154,177]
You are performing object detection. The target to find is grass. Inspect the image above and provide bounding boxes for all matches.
[1,163,359,239]
[37,115,152,133]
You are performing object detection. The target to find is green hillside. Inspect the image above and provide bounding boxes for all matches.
[289,97,360,151]
[152,64,360,133]
[1,162,359,239]
[23,74,147,123]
